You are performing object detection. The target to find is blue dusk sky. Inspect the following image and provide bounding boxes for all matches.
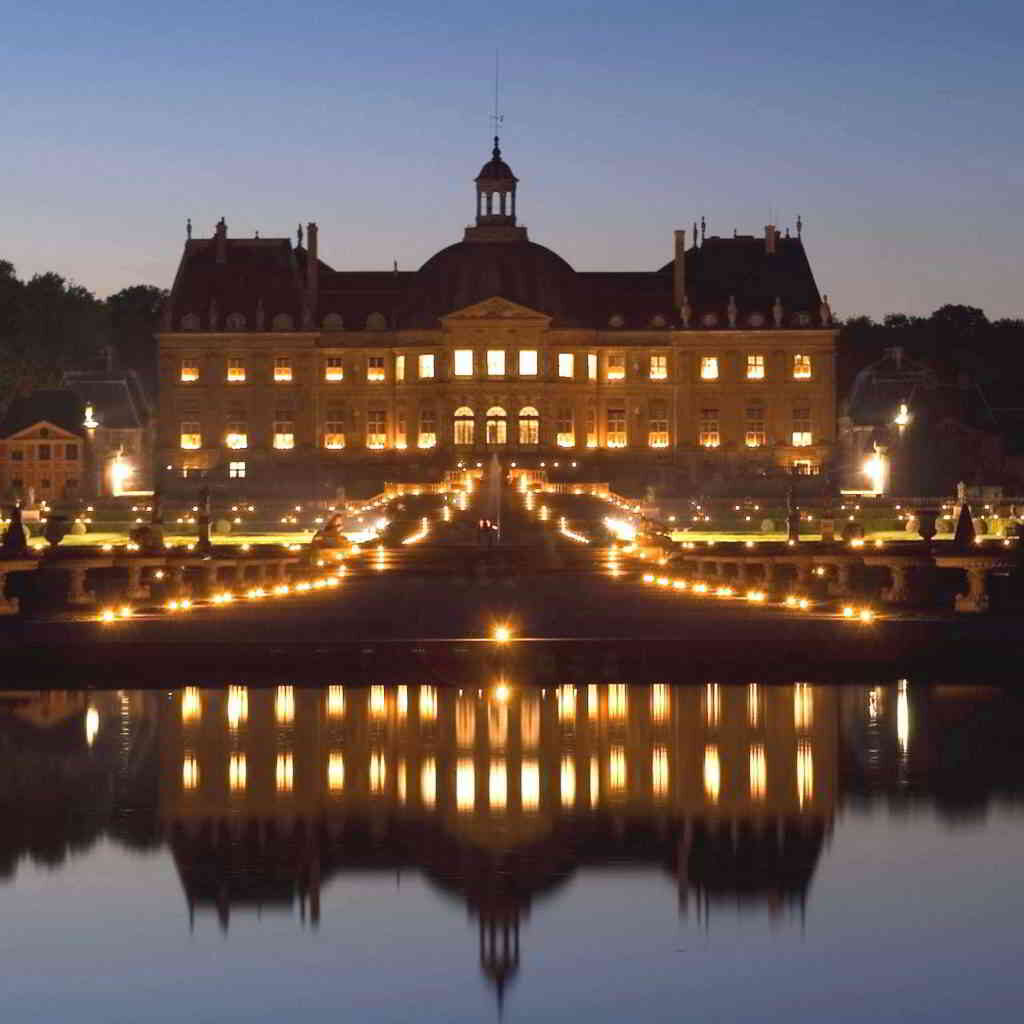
[1,0,1021,319]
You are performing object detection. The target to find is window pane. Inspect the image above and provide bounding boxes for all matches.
[519,350,538,376]
[486,350,506,376]
[325,357,344,381]
[746,354,764,379]
[793,354,812,379]
[607,354,625,381]
[700,356,718,380]
[418,354,435,379]
[274,357,292,382]
[454,350,473,376]
[587,353,598,380]
[395,355,405,382]
[558,352,574,378]
[650,354,667,380]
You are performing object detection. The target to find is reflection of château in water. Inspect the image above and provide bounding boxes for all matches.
[162,683,838,999]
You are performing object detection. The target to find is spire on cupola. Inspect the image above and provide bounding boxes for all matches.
[475,136,518,225]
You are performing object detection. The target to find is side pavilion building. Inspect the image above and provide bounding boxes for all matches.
[157,139,837,498]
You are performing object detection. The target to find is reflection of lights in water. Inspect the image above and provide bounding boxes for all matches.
[397,759,407,804]
[328,752,345,792]
[229,753,247,792]
[275,685,295,724]
[587,684,598,719]
[521,695,539,748]
[651,684,670,724]
[488,702,508,747]
[369,685,387,718]
[227,685,248,729]
[897,679,910,756]
[182,687,201,723]
[456,758,475,812]
[419,685,437,722]
[747,683,760,728]
[456,698,475,747]
[489,760,507,811]
[182,752,199,790]
[652,745,669,798]
[704,684,720,728]
[276,752,294,793]
[560,756,576,807]
[557,684,576,723]
[794,683,813,730]
[749,744,766,801]
[521,759,540,810]
[327,685,345,718]
[492,624,511,644]
[85,707,99,747]
[370,751,387,793]
[590,756,599,808]
[493,682,510,703]
[609,746,626,795]
[797,741,814,807]
[421,757,436,808]
[703,744,721,804]
[608,684,627,721]
[397,685,408,719]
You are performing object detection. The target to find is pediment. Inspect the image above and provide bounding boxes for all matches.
[6,420,80,442]
[442,296,551,325]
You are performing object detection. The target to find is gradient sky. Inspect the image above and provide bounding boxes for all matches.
[2,1,1021,318]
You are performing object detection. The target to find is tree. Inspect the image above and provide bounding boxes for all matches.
[107,285,166,390]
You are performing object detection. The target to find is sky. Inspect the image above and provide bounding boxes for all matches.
[1,0,1021,319]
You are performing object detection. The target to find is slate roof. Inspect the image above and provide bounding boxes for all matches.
[0,390,84,438]
[63,372,151,430]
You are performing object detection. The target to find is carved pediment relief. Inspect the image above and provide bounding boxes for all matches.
[442,296,551,326]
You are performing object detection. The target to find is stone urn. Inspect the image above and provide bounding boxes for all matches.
[43,514,70,549]
[916,509,938,543]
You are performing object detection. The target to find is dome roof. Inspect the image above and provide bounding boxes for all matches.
[476,137,517,182]
[398,239,580,327]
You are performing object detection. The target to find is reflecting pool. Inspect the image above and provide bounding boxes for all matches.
[1,682,1023,1022]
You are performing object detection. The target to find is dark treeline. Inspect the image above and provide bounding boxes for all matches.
[0,260,165,412]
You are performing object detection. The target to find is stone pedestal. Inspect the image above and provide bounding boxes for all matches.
[935,555,1010,613]
[827,561,855,598]
[67,566,93,606]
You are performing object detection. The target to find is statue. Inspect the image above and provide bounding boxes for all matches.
[786,485,800,543]
[312,512,346,549]
[727,295,738,329]
[819,294,832,327]
[1,504,30,559]
[680,294,692,329]
[196,486,212,555]
[255,297,265,331]
[209,296,219,331]
[773,296,783,328]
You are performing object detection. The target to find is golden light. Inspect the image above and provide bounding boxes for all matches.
[492,624,512,644]
[419,684,438,721]
[652,745,669,799]
[100,608,116,623]
[642,573,654,583]
[860,608,875,623]
[421,756,437,808]
[275,684,295,724]
[229,752,247,792]
[704,683,721,727]
[182,686,201,723]
[747,683,760,727]
[327,684,345,718]
[794,683,813,730]
[456,758,475,812]
[85,706,99,747]
[489,759,508,811]
[842,605,855,618]
[328,751,345,792]
[521,759,540,809]
[227,684,248,729]
[703,744,721,804]
[275,752,294,793]
[797,741,814,807]
[493,682,511,703]
[560,755,576,808]
[650,683,670,723]
[897,679,910,755]
[369,684,387,718]
[369,751,387,793]
[182,753,199,790]
[556,684,577,723]
[749,744,766,800]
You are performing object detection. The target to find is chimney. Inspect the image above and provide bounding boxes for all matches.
[673,229,686,310]
[306,221,319,304]
[765,225,777,255]
[215,217,227,264]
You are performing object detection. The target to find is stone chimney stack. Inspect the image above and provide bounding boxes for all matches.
[215,217,227,264]
[673,230,686,310]
[765,225,777,255]
[306,221,319,303]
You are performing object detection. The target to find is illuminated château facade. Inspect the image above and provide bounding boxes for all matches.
[158,140,837,496]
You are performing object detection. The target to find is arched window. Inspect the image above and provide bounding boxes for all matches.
[454,406,474,446]
[518,406,539,446]
[485,406,507,445]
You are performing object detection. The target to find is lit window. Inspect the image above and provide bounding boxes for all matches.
[486,349,506,376]
[561,756,576,807]
[518,406,539,445]
[652,746,669,799]
[648,401,669,448]
[180,421,201,450]
[587,352,598,380]
[606,407,626,448]
[556,406,574,448]
[418,353,435,379]
[699,408,719,448]
[324,407,345,449]
[792,408,812,446]
[325,357,344,381]
[519,349,538,376]
[228,460,246,479]
[180,358,199,383]
[586,407,597,448]
[745,406,765,448]
[225,421,248,450]
[792,459,817,475]
[420,757,436,807]
[793,354,812,379]
[700,356,719,380]
[456,758,475,812]
[366,408,387,449]
[395,355,405,382]
[454,407,474,445]
[367,356,385,382]
[489,759,508,811]
[558,352,574,378]
[521,759,540,811]
[485,406,507,445]
[274,357,292,382]
[395,411,407,450]
[749,744,766,801]
[273,412,294,450]
[746,354,765,379]
[227,358,245,383]
[703,744,720,804]
[453,349,473,376]
[606,354,625,381]
[650,354,667,380]
[418,408,436,449]
[328,752,345,793]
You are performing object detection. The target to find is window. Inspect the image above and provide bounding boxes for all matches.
[793,354,812,379]
[40,478,51,491]
[792,459,818,475]
[607,407,626,448]
[699,409,720,448]
[395,411,407,449]
[227,358,245,383]
[746,354,765,380]
[11,449,23,461]
[366,409,387,449]
[395,355,405,382]
[225,421,248,450]
[485,406,507,445]
[418,408,437,448]
[486,350,506,376]
[324,406,346,449]
[607,354,625,381]
[519,350,538,376]
[556,406,574,448]
[180,421,202,450]
[586,407,597,448]
[700,356,719,380]
[454,407,474,445]
[518,407,539,445]
[558,352,574,378]
[325,357,344,381]
[273,412,295,450]
[38,444,51,461]
[180,358,199,383]
[367,356,385,382]
[274,357,292,382]
[453,349,473,376]
[792,408,812,447]
[650,354,668,380]
[648,401,669,448]
[65,444,78,460]
[418,353,435,379]
[587,353,598,380]
[229,461,246,479]
[745,406,765,448]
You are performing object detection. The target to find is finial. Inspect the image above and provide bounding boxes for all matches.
[255,230,260,239]
[797,215,803,238]
[692,221,698,245]
[700,216,706,242]
[297,223,304,248]
[393,259,398,273]
[186,217,192,240]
